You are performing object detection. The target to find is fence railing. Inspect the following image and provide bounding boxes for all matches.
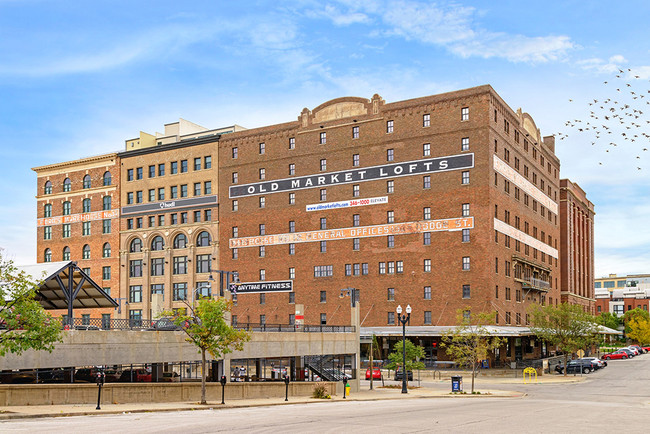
[58,317,355,333]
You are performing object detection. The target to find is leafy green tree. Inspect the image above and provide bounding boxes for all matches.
[161,298,250,404]
[623,308,650,334]
[0,253,61,356]
[529,303,598,376]
[627,317,650,345]
[386,339,425,384]
[441,310,504,393]
[596,312,621,331]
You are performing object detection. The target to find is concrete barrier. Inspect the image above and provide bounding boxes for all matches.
[0,381,337,406]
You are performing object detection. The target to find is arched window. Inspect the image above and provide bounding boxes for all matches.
[82,244,91,259]
[82,198,91,213]
[196,231,211,247]
[62,246,71,261]
[44,203,52,218]
[130,238,142,253]
[173,233,187,249]
[62,201,71,215]
[44,181,52,195]
[151,236,165,251]
[63,178,71,192]
[103,196,111,211]
[44,248,52,262]
[103,171,112,186]
[83,174,91,189]
[103,242,111,258]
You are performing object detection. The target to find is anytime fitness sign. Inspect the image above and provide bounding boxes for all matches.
[229,153,474,198]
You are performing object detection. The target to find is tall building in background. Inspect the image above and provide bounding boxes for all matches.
[559,179,595,313]
[32,153,121,321]
[219,86,562,328]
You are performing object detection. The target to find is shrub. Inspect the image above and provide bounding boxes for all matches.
[312,384,331,399]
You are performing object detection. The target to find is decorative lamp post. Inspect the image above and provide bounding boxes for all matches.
[396,304,411,394]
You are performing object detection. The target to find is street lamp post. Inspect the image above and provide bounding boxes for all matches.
[339,287,358,307]
[396,304,411,394]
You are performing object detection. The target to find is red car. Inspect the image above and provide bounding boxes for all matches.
[601,351,629,360]
[365,367,382,380]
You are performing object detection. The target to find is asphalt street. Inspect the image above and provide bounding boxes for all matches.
[2,355,648,433]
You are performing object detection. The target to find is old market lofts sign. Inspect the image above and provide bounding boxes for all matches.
[229,217,474,249]
[229,153,474,198]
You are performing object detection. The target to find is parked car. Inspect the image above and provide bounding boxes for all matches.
[555,359,597,374]
[642,346,650,352]
[75,368,103,382]
[627,345,645,354]
[579,357,607,368]
[154,318,181,331]
[624,346,640,356]
[394,368,413,381]
[161,371,180,382]
[365,367,382,380]
[601,351,629,360]
[119,368,152,382]
[617,348,636,357]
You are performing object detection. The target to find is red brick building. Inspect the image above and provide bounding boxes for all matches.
[559,179,595,313]
[33,153,121,321]
[218,86,562,328]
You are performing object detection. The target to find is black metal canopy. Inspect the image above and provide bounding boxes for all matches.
[16,261,117,316]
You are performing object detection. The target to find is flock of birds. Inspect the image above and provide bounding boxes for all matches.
[556,69,650,170]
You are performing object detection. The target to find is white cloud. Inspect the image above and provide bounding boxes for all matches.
[577,54,628,74]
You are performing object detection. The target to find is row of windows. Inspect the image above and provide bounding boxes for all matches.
[128,281,211,303]
[230,109,470,160]
[43,220,112,240]
[128,254,212,278]
[232,139,471,186]
[126,209,212,230]
[126,157,212,182]
[127,231,212,253]
[126,182,212,205]
[43,172,112,195]
[45,196,112,217]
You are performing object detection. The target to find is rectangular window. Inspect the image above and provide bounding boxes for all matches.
[180,160,188,173]
[424,286,431,300]
[379,262,386,274]
[194,157,201,171]
[171,214,178,225]
[320,291,327,303]
[461,107,469,121]
[158,215,165,226]
[320,313,326,325]
[353,154,360,166]
[387,149,394,161]
[194,183,201,196]
[462,203,470,217]
[204,156,212,169]
[313,265,334,277]
[320,189,327,201]
[62,223,71,238]
[259,142,265,154]
[259,245,266,257]
[232,172,238,184]
[423,207,431,220]
[386,120,394,133]
[353,184,360,197]
[173,283,187,301]
[462,228,470,242]
[170,186,178,199]
[353,238,360,251]
[157,188,164,201]
[362,263,369,275]
[136,167,143,180]
[423,114,430,127]
[289,243,295,255]
[259,224,266,235]
[44,226,52,239]
[387,288,395,301]
[352,126,359,139]
[320,159,327,171]
[424,311,432,325]
[289,137,295,149]
[195,254,211,273]
[423,143,430,156]
[423,232,431,245]
[462,171,470,184]
[345,264,352,276]
[424,259,431,272]
[130,260,142,278]
[127,169,134,181]
[387,210,394,223]
[136,191,143,203]
[194,211,201,222]
[320,218,326,230]
[462,285,470,299]
[289,193,295,205]
[158,163,165,176]
[148,165,156,178]
[102,266,111,280]
[259,197,266,208]
[259,168,266,180]
[353,214,360,227]
[387,312,395,325]
[320,132,326,144]
[129,285,142,303]
[148,189,155,202]
[387,235,395,248]
[82,221,91,236]
[320,241,326,253]
[289,163,295,175]
[387,180,394,193]
[461,137,469,151]
[289,220,296,233]
[127,192,134,204]
[423,176,431,189]
[232,248,238,260]
[353,263,360,275]
[289,267,295,279]
[204,181,212,195]
[396,261,403,273]
[388,262,395,274]
[171,161,178,174]
[172,256,187,274]
[259,269,266,281]
[462,256,470,270]
[151,258,164,276]
[259,293,265,305]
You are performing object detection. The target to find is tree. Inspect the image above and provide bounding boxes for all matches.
[0,253,61,356]
[441,310,504,393]
[623,308,650,334]
[627,317,650,345]
[529,303,598,376]
[161,298,250,405]
[596,312,621,331]
[386,339,425,384]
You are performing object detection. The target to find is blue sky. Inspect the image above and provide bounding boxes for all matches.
[1,0,649,277]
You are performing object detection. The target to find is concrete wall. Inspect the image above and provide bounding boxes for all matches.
[0,330,358,370]
[0,381,338,406]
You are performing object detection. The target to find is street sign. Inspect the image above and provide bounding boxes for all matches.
[577,349,585,358]
[234,280,293,294]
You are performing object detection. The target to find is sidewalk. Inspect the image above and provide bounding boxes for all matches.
[0,385,524,420]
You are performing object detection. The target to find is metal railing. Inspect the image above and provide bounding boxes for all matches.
[58,317,355,333]
[521,276,551,289]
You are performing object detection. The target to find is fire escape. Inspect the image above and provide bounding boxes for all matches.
[512,255,551,302]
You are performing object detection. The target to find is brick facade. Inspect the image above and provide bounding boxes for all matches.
[218,86,561,327]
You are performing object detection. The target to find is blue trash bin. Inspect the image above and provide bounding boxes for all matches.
[451,375,463,392]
